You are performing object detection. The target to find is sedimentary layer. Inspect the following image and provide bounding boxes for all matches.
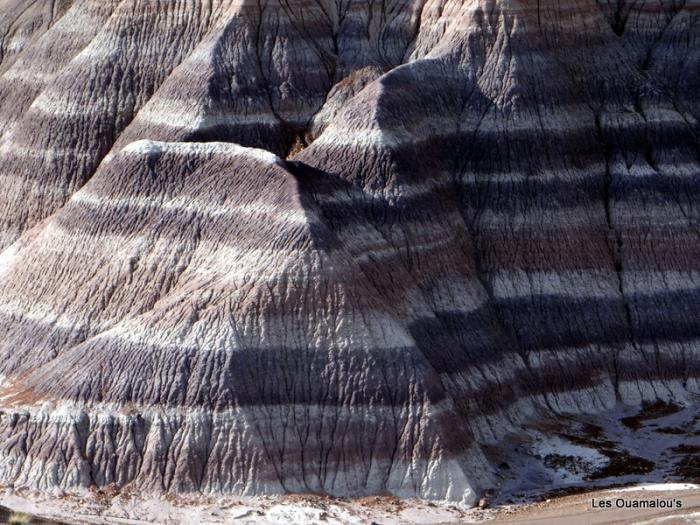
[0,0,697,505]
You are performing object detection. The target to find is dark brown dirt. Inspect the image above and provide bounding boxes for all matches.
[621,402,683,430]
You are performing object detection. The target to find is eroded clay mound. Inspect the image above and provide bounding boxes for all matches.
[0,0,698,505]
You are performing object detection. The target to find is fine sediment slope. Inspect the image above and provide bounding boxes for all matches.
[0,0,73,73]
[0,0,697,507]
[0,140,485,503]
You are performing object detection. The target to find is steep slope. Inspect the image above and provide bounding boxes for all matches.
[0,0,697,507]
[0,140,485,503]
[595,0,700,133]
[0,1,118,139]
[0,0,73,73]
[0,0,427,251]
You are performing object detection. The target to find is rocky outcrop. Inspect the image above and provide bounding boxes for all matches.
[0,0,697,506]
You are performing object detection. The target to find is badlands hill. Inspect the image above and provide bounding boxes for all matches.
[0,0,698,508]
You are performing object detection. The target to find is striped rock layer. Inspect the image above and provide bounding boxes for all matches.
[0,0,698,506]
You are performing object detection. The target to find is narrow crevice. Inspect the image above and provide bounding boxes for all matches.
[285,134,308,159]
[253,0,324,158]
[593,109,637,400]
[640,0,687,71]
[401,0,429,62]
[448,63,546,418]
[611,0,629,36]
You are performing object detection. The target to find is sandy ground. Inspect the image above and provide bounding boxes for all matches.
[0,489,482,525]
[487,485,700,525]
[2,484,700,524]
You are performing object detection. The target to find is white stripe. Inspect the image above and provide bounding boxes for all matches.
[120,139,282,166]
[625,270,700,295]
[491,269,619,300]
[71,190,314,225]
